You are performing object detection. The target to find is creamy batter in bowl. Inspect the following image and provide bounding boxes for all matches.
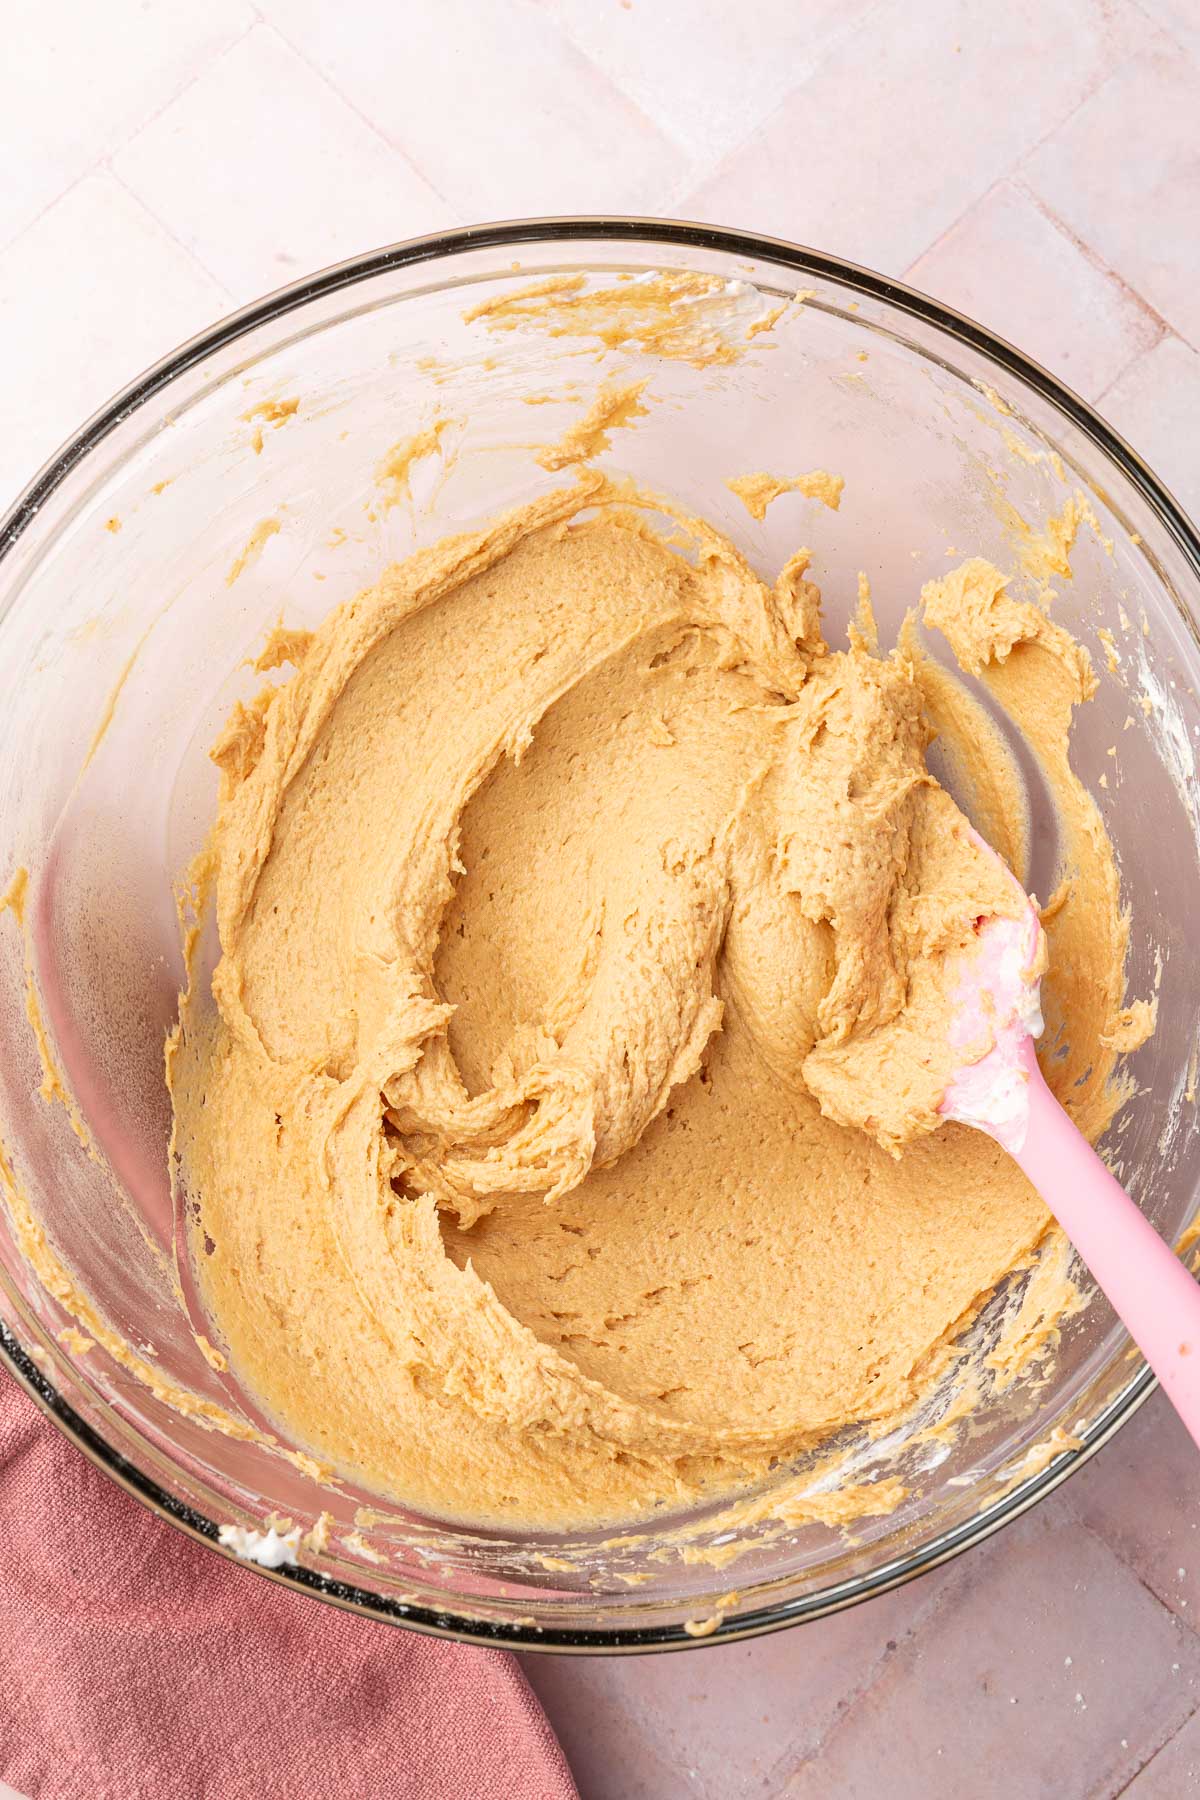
[2,222,1200,1650]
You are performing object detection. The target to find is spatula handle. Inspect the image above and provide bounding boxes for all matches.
[1015,1039,1200,1449]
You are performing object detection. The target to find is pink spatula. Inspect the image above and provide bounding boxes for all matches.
[941,884,1200,1447]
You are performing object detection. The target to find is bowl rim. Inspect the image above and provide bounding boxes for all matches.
[0,212,1190,1655]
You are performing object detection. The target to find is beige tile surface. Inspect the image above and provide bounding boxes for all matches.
[1024,42,1200,348]
[783,1509,1200,1800]
[260,0,690,218]
[1126,1703,1200,1796]
[3,3,1200,1796]
[1098,332,1200,523]
[684,0,1144,274]
[0,172,233,505]
[1,0,254,254]
[907,179,1162,400]
[537,0,878,166]
[1136,0,1200,61]
[113,23,447,297]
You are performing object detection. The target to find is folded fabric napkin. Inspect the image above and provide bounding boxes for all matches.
[0,1368,577,1800]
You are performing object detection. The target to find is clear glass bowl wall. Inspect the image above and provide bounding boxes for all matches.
[2,221,1199,1652]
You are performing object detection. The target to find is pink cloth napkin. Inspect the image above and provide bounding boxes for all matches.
[0,1368,578,1800]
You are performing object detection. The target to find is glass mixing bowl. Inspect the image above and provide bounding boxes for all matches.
[2,219,1199,1654]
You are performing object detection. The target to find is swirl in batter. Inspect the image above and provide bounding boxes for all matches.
[170,472,1128,1528]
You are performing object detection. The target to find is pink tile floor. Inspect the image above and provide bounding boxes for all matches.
[3,1,1200,1793]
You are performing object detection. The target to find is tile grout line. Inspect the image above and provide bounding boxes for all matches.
[0,165,91,266]
[898,173,1007,284]
[669,3,1145,268]
[776,1507,1200,1794]
[262,0,691,223]
[1010,20,1200,360]
[1013,176,1187,352]
[0,14,258,268]
[1069,1512,1200,1650]
[1122,0,1195,61]
[1009,24,1147,185]
[1110,1700,1200,1798]
[663,0,896,218]
[1115,1720,1194,1800]
[500,0,701,202]
[1093,333,1172,415]
[665,0,901,215]
[1111,1743,1164,1797]
[241,16,459,216]
[770,1554,973,1789]
[109,13,261,157]
[101,166,239,309]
